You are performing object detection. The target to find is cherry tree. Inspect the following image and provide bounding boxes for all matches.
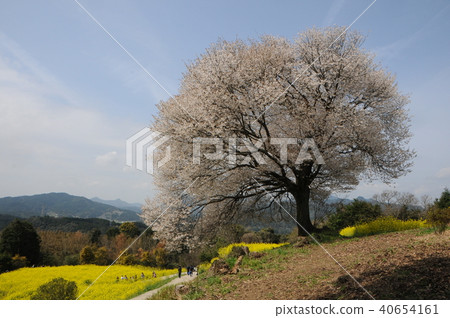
[142,27,414,249]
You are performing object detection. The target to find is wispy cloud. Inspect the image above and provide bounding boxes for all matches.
[373,4,450,61]
[95,151,118,166]
[0,35,150,202]
[437,167,450,179]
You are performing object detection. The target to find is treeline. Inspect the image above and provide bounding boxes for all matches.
[0,220,176,273]
[0,215,147,233]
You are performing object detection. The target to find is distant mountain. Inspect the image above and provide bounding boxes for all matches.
[90,197,142,213]
[0,215,148,232]
[0,193,141,222]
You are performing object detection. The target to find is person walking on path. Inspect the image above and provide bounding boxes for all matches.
[178,265,182,278]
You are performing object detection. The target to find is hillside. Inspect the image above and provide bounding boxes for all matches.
[180,229,449,300]
[91,197,143,213]
[0,193,141,222]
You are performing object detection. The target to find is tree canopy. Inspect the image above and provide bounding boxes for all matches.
[0,219,41,265]
[143,27,415,250]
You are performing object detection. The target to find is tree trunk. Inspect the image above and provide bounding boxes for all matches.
[293,185,315,236]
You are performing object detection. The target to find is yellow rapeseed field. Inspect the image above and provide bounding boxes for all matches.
[198,242,287,271]
[217,242,288,258]
[339,217,430,238]
[0,265,177,300]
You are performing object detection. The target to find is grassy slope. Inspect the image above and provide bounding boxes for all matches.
[176,228,449,300]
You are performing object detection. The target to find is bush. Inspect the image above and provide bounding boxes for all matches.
[427,207,450,234]
[199,246,218,263]
[328,200,381,230]
[241,232,261,243]
[258,228,280,243]
[31,277,78,300]
[339,217,429,237]
[217,243,287,258]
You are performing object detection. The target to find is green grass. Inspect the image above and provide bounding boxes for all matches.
[148,284,177,300]
[206,276,221,286]
[129,276,176,299]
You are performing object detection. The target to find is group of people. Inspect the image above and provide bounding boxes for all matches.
[177,265,196,278]
[116,272,157,282]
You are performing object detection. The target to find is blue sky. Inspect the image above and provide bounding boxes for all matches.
[0,0,449,203]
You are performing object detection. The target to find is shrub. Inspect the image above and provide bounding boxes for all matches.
[339,217,429,237]
[31,277,78,300]
[217,243,287,258]
[241,232,261,243]
[328,200,382,230]
[199,246,218,263]
[427,207,450,234]
[258,228,280,243]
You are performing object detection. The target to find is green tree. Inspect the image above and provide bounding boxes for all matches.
[140,251,157,267]
[94,246,110,265]
[79,246,96,264]
[328,200,382,230]
[31,277,78,300]
[117,252,138,265]
[427,189,450,233]
[0,253,12,273]
[0,219,41,265]
[89,228,102,245]
[154,245,168,268]
[106,227,120,239]
[435,188,450,209]
[119,222,141,238]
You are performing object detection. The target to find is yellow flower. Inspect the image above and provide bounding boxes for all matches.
[339,217,430,238]
[339,226,356,237]
[0,265,177,300]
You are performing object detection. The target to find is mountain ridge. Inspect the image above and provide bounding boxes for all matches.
[0,192,141,222]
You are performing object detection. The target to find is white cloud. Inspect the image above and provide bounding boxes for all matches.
[437,167,450,179]
[0,35,154,203]
[95,151,118,166]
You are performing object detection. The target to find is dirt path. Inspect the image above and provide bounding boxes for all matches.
[131,274,197,300]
